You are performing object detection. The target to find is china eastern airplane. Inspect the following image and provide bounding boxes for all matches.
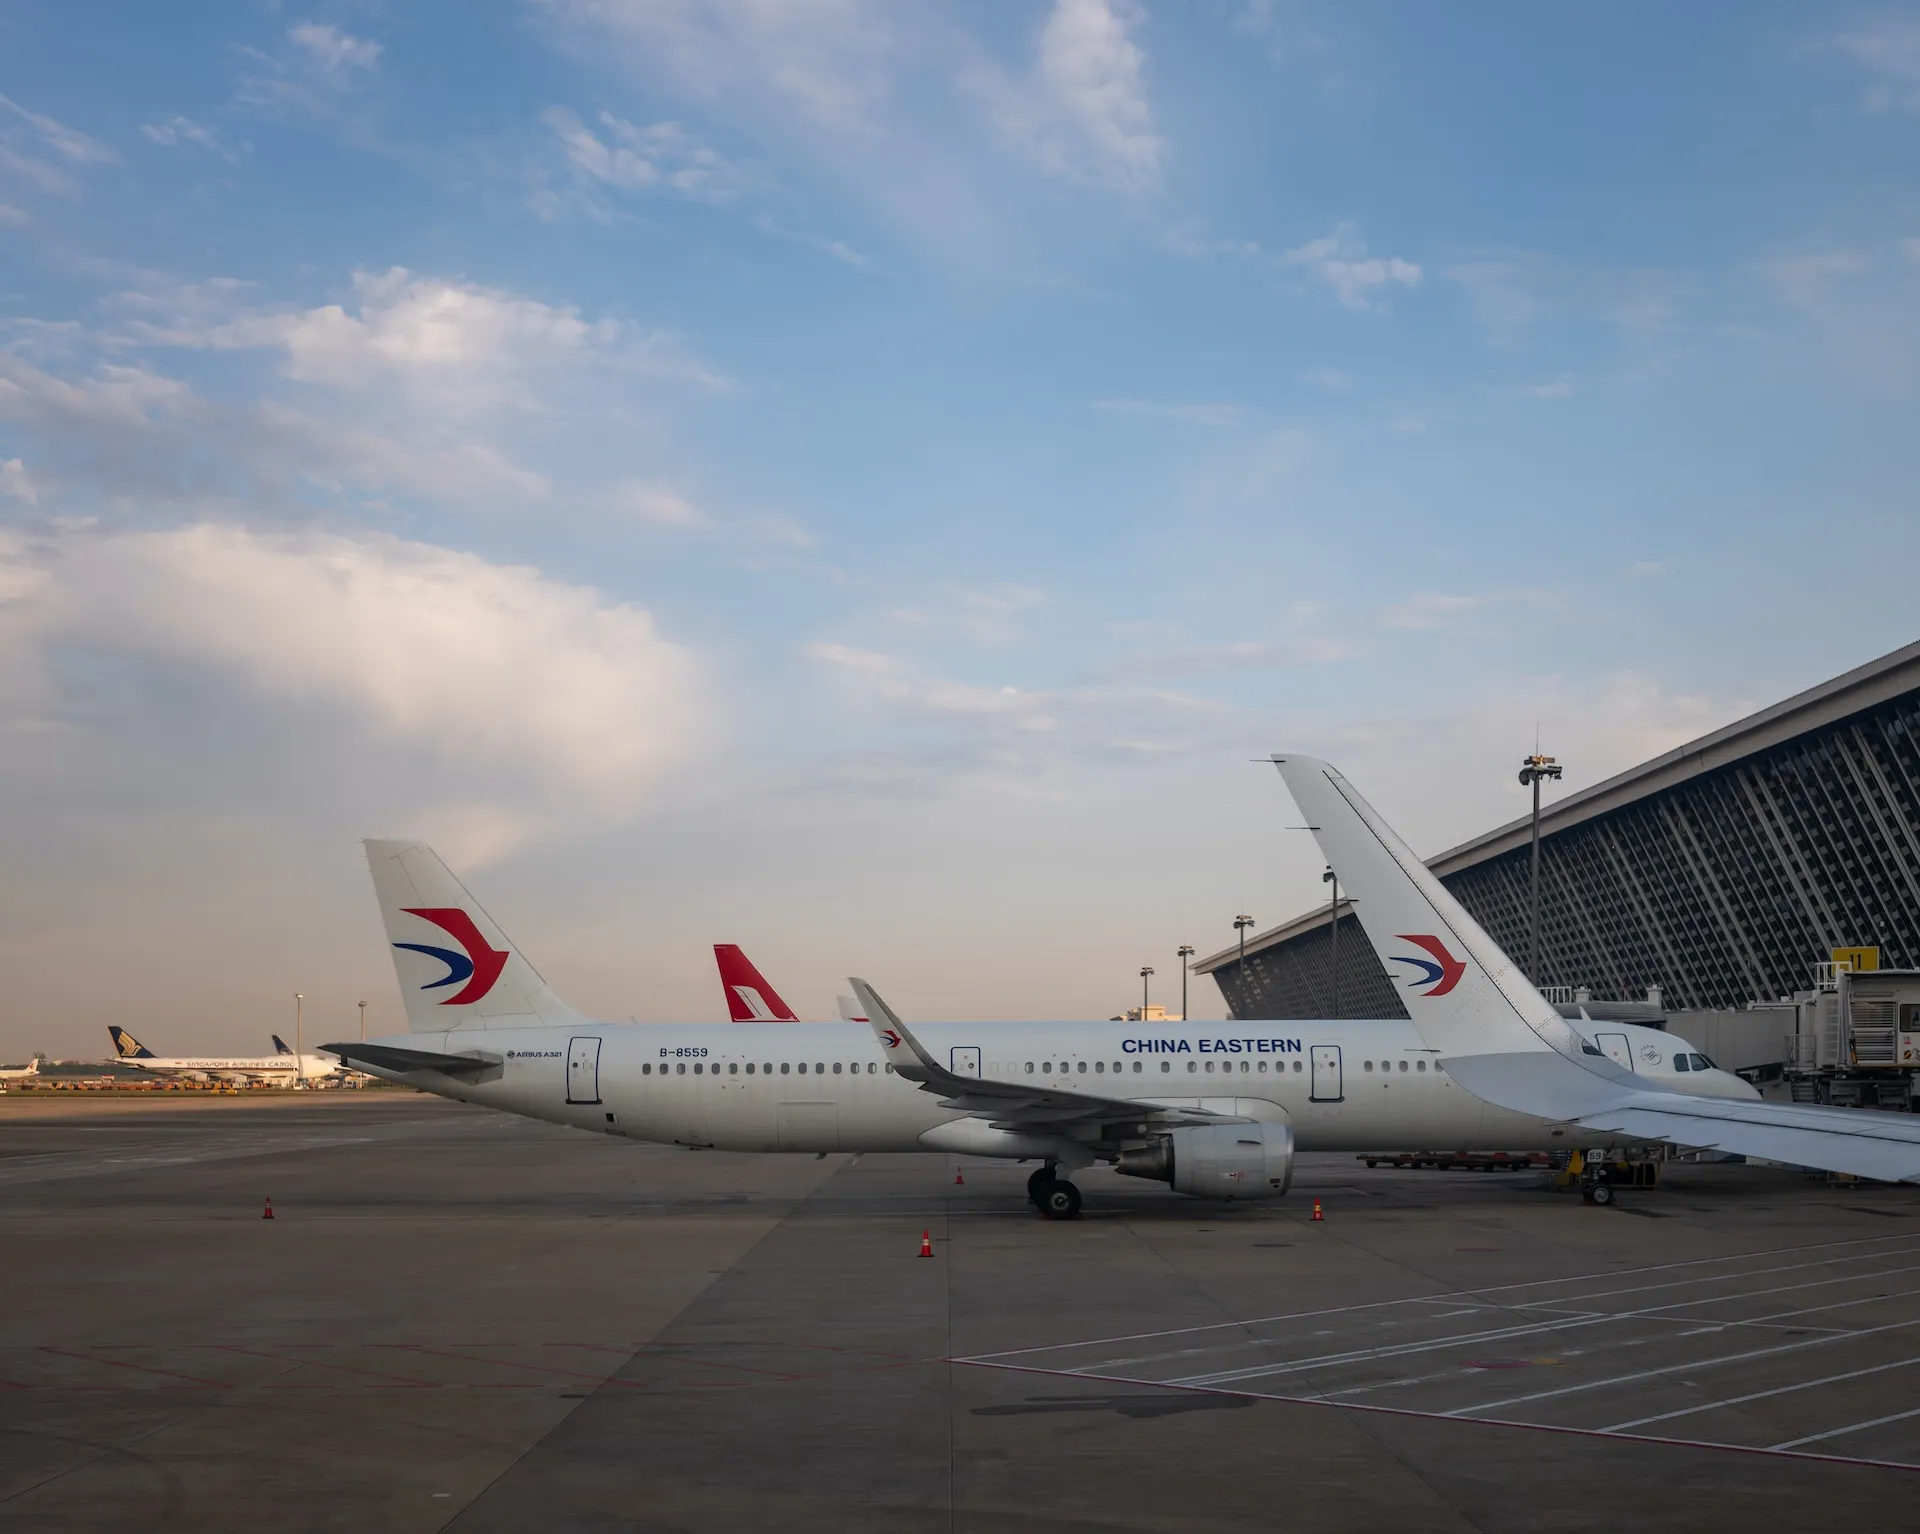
[109,1026,337,1084]
[0,1054,42,1083]
[327,837,1756,1217]
[1271,754,1920,1195]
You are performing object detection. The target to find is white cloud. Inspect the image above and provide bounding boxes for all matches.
[1831,19,1920,115]
[287,22,383,74]
[0,92,116,197]
[0,524,705,824]
[140,116,233,158]
[974,0,1163,190]
[1523,376,1575,398]
[1093,398,1244,426]
[1379,592,1481,630]
[606,479,708,527]
[1762,249,1871,305]
[1302,368,1351,392]
[0,202,27,226]
[1282,223,1421,310]
[1633,561,1665,577]
[0,348,547,507]
[0,457,37,504]
[127,267,722,407]
[1446,252,1689,345]
[541,107,744,202]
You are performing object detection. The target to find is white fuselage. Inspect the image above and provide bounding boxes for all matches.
[119,1055,334,1083]
[372,1017,1752,1156]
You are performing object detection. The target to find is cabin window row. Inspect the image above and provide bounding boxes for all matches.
[1361,1060,1429,1072]
[639,1062,890,1076]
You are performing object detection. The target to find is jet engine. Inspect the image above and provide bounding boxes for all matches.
[1115,1122,1294,1200]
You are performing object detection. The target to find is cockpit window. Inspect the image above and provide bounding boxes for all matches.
[1581,1043,1603,1057]
[1689,1053,1713,1070]
[1673,1054,1691,1072]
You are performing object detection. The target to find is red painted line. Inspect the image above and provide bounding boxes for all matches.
[213,1345,440,1388]
[39,1348,231,1388]
[949,1358,1920,1477]
[389,1346,644,1388]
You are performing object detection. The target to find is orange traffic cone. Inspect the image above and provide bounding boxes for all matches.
[1310,1198,1324,1222]
[954,1169,965,1185]
[919,1229,933,1258]
[262,1197,275,1221]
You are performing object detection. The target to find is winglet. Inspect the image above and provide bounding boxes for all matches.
[847,977,934,1081]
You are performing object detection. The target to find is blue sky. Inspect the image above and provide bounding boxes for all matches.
[1,2,1916,1055]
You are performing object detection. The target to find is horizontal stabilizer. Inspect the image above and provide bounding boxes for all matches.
[322,1042,503,1079]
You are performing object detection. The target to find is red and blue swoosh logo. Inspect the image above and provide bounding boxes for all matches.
[393,908,509,1005]
[1390,934,1467,997]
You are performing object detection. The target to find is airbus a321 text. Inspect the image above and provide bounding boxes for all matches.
[328,825,1776,1216]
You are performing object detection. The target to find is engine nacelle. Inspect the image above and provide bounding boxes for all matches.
[1115,1122,1294,1200]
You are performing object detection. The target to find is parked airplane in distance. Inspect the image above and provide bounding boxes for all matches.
[714,945,799,1021]
[1271,754,1920,1194]
[0,1054,43,1083]
[328,838,1749,1217]
[108,1027,337,1084]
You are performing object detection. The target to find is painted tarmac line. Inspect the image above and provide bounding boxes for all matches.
[1774,1402,1920,1450]
[961,1229,1920,1363]
[1449,1311,1920,1418]
[1167,1268,1920,1389]
[1600,1353,1920,1433]
[950,1355,1920,1476]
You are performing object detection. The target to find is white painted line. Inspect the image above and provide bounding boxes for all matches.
[1599,1354,1920,1432]
[960,1230,1920,1364]
[1772,1402,1920,1450]
[1171,1265,1920,1390]
[1449,1312,1920,1418]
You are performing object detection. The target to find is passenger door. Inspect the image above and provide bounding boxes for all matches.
[566,1036,602,1105]
[1595,1032,1634,1072]
[1310,1044,1343,1103]
[950,1046,982,1079]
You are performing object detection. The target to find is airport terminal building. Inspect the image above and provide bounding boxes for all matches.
[1197,641,1920,1023]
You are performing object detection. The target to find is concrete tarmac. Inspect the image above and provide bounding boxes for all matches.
[2,1092,1918,1532]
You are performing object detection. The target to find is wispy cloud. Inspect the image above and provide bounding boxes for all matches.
[287,22,383,75]
[0,92,116,197]
[540,107,745,203]
[1830,18,1920,115]
[139,115,237,160]
[1091,637,1356,683]
[1281,223,1420,310]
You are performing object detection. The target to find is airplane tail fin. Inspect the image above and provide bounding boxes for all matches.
[272,1034,293,1055]
[837,994,868,1024]
[109,1026,155,1059]
[364,840,588,1033]
[1269,756,1586,1064]
[713,945,799,1022]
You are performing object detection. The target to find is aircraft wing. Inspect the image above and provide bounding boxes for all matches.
[847,977,1241,1137]
[1443,1052,1920,1183]
[321,1041,504,1081]
[1272,753,1920,1185]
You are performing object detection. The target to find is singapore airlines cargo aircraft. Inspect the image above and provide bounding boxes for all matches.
[330,835,1754,1216]
[109,1027,337,1084]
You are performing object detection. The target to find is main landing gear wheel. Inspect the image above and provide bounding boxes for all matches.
[1037,1179,1082,1220]
[1589,1182,1615,1207]
[1027,1166,1056,1204]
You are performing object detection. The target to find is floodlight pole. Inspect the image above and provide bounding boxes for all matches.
[1232,914,1255,1021]
[1517,755,1564,983]
[1140,966,1154,1015]
[358,1000,367,1043]
[1177,945,1195,1022]
[294,993,304,1087]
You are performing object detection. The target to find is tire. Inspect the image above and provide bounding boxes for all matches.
[1040,1180,1082,1219]
[1365,1159,1378,1169]
[1591,1183,1615,1207]
[1027,1166,1055,1204]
